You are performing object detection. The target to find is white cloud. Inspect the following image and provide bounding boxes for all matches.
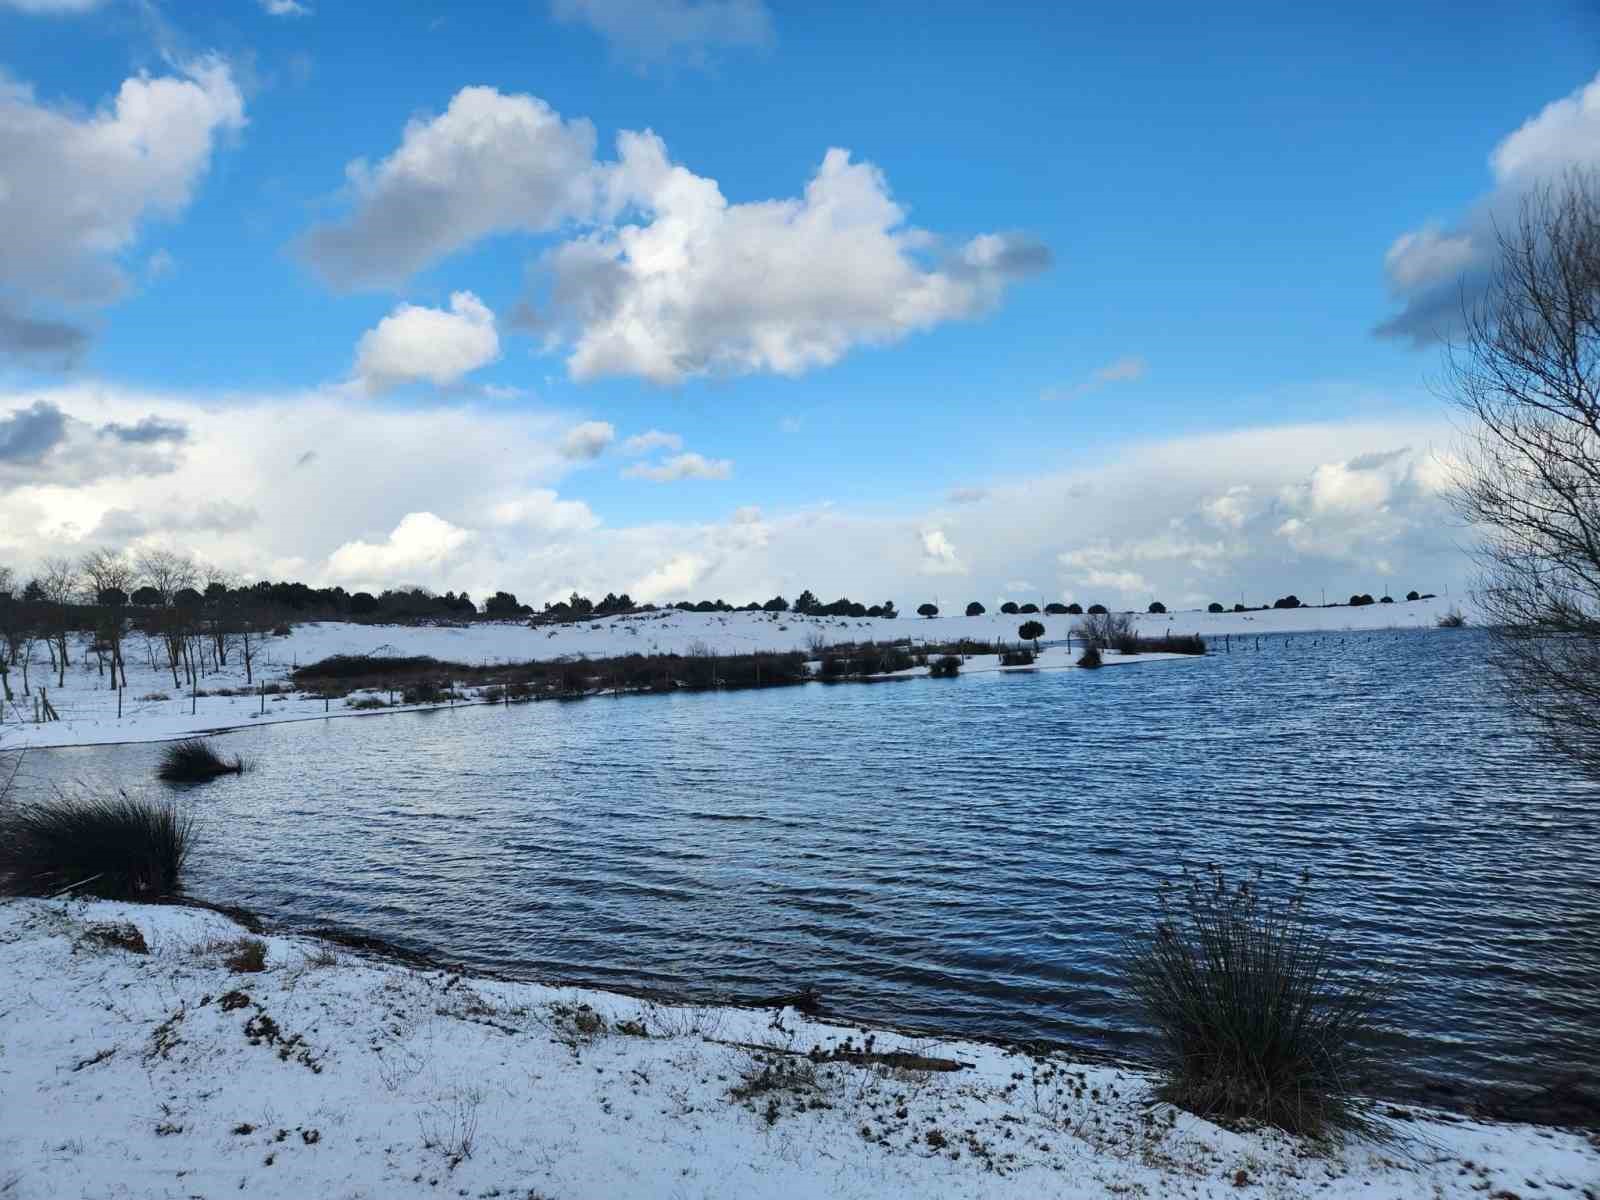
[946,486,988,504]
[301,87,1047,381]
[1378,71,1600,345]
[559,420,615,460]
[778,415,803,434]
[0,59,244,308]
[327,512,474,584]
[620,428,682,455]
[553,137,1050,384]
[622,451,732,482]
[487,488,600,535]
[550,0,773,67]
[0,383,1469,614]
[919,527,966,576]
[301,87,600,289]
[1042,355,1146,401]
[261,0,311,15]
[354,291,499,391]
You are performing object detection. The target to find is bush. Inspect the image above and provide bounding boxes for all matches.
[999,601,1020,615]
[928,655,961,677]
[1405,590,1421,602]
[1018,602,1040,614]
[1208,602,1225,614]
[1148,601,1167,614]
[1272,595,1302,609]
[1077,644,1103,668]
[1000,648,1035,666]
[157,739,243,782]
[916,603,939,618]
[0,793,194,898]
[401,680,447,705]
[1044,602,1069,615]
[965,601,985,616]
[1073,610,1135,650]
[1123,867,1385,1138]
[1437,609,1467,628]
[1087,603,1108,615]
[347,696,388,710]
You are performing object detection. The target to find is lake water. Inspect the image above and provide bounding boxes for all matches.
[19,628,1600,1103]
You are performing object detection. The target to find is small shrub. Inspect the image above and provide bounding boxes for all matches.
[1077,644,1103,669]
[224,937,268,973]
[0,794,194,898]
[138,692,170,702]
[272,624,292,637]
[401,680,445,705]
[82,921,149,954]
[1073,610,1135,651]
[157,739,243,782]
[1437,609,1467,628]
[1000,648,1035,666]
[346,696,387,710]
[1123,867,1385,1138]
[481,686,504,703]
[929,655,961,677]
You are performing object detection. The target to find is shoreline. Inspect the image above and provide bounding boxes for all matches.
[3,894,1594,1200]
[9,642,1194,751]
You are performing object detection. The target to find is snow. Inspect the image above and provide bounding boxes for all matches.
[2,597,1459,750]
[0,896,1591,1200]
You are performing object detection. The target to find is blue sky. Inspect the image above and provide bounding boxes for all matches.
[1,1,1597,608]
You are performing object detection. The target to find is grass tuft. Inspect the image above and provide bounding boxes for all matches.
[1077,644,1103,669]
[1124,866,1385,1139]
[157,739,244,783]
[0,793,194,899]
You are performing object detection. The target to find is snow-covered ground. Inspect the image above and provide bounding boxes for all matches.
[2,597,1458,750]
[1,897,1590,1200]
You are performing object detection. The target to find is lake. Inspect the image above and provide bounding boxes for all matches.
[18,627,1600,1104]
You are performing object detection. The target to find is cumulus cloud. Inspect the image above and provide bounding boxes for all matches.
[550,0,773,67]
[328,512,475,584]
[0,300,88,367]
[100,415,189,445]
[0,59,244,309]
[301,87,599,289]
[300,87,1047,381]
[918,527,966,576]
[559,420,615,460]
[620,428,682,455]
[552,137,1050,383]
[0,384,1470,615]
[1377,71,1600,345]
[0,400,68,464]
[354,291,500,391]
[621,451,732,481]
[488,488,600,535]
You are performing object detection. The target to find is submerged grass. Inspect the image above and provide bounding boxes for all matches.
[1123,866,1386,1139]
[0,792,194,899]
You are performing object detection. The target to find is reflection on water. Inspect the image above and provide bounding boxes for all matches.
[22,628,1600,1099]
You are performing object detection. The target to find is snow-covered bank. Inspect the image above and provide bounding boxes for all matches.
[4,598,1453,750]
[1,897,1591,1200]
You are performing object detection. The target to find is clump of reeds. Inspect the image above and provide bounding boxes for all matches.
[157,739,244,783]
[1123,867,1386,1139]
[0,792,194,898]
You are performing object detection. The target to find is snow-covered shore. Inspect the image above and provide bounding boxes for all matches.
[1,896,1590,1200]
[4,598,1456,750]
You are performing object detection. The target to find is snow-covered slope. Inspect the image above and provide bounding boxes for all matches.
[1,597,1459,750]
[1,896,1588,1200]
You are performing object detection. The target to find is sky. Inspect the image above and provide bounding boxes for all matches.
[1,0,1598,611]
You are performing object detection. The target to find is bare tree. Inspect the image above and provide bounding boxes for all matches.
[80,549,135,690]
[39,557,80,689]
[1446,172,1600,772]
[135,548,198,688]
[0,565,13,702]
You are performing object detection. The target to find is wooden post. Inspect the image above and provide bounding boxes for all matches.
[259,683,265,715]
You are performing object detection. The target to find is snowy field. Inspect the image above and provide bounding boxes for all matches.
[2,597,1458,750]
[1,896,1591,1200]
